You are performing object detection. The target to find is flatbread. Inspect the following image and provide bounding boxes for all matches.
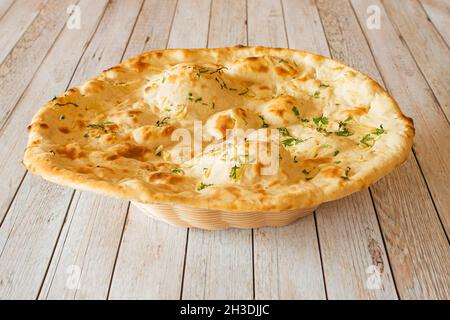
[24,46,414,212]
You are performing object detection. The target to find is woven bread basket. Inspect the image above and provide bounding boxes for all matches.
[132,202,318,230]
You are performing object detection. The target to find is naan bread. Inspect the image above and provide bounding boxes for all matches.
[24,47,414,212]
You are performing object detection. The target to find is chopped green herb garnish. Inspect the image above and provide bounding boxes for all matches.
[334,150,340,156]
[281,137,309,147]
[312,91,320,99]
[229,165,240,181]
[313,115,330,135]
[197,182,213,191]
[302,169,310,174]
[359,134,375,148]
[341,167,351,180]
[293,156,298,163]
[292,106,301,119]
[156,117,170,127]
[277,127,290,136]
[195,97,203,103]
[372,125,386,135]
[171,168,184,175]
[319,83,329,88]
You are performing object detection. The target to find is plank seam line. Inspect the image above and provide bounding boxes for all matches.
[0,170,26,230]
[416,0,450,50]
[106,201,131,299]
[0,0,82,133]
[381,0,450,125]
[411,148,450,243]
[279,0,290,49]
[35,189,77,300]
[118,0,146,63]
[348,0,449,242]
[313,212,328,299]
[367,188,400,299]
[0,0,49,66]
[245,0,249,46]
[40,191,79,299]
[179,228,190,300]
[0,0,15,21]
[166,0,179,49]
[206,0,213,47]
[251,229,255,300]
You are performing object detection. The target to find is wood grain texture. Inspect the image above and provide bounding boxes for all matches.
[0,0,46,64]
[249,0,325,300]
[208,0,247,47]
[181,0,253,300]
[0,175,73,299]
[36,0,144,300]
[0,0,109,231]
[122,0,178,60]
[247,0,287,47]
[107,0,186,300]
[0,0,75,130]
[39,193,128,300]
[419,0,450,46]
[109,206,186,299]
[351,0,450,238]
[285,0,396,300]
[168,0,211,49]
[349,0,450,299]
[0,0,15,20]
[383,0,450,121]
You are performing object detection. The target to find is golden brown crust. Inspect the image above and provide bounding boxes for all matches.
[23,46,414,212]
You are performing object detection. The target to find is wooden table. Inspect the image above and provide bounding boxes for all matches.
[0,0,448,300]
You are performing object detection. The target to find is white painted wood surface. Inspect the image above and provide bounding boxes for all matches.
[0,0,448,300]
[0,0,46,64]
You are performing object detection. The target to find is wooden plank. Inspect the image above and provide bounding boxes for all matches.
[0,0,75,129]
[208,0,246,47]
[419,0,450,46]
[284,0,396,300]
[40,193,128,300]
[0,0,15,20]
[248,0,325,300]
[122,0,178,59]
[0,175,73,299]
[106,0,189,300]
[247,0,287,47]
[350,0,450,299]
[0,0,46,64]
[181,0,253,300]
[0,0,108,228]
[383,0,450,121]
[167,0,211,49]
[109,206,187,299]
[38,0,145,300]
[0,0,110,299]
[352,0,450,238]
